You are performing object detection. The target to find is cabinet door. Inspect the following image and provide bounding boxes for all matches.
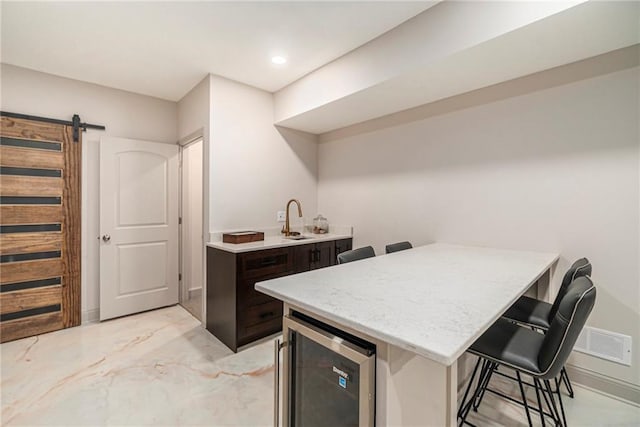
[292,244,313,273]
[310,241,335,270]
[335,238,353,258]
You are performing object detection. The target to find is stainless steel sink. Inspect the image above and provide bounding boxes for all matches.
[284,235,313,240]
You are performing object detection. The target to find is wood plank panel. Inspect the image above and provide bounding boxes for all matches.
[1,117,65,142]
[0,232,62,254]
[61,126,81,328]
[0,175,63,196]
[0,146,64,169]
[0,285,62,315]
[0,311,63,343]
[0,205,63,225]
[0,117,81,341]
[0,259,62,284]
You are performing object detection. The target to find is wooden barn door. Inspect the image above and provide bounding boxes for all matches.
[0,115,81,343]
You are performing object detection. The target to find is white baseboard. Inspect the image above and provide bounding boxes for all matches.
[188,287,202,298]
[82,308,100,324]
[565,364,640,407]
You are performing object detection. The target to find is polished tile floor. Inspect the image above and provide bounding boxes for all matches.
[1,305,638,426]
[1,306,273,426]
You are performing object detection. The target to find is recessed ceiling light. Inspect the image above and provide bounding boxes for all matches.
[271,56,287,65]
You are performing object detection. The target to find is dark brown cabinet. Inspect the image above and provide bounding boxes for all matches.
[206,237,352,352]
[292,241,336,273]
[335,238,353,258]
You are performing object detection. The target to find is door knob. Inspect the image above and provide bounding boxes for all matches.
[102,234,111,242]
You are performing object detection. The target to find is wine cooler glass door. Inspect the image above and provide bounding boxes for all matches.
[282,315,375,427]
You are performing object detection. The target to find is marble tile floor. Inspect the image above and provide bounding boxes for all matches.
[1,306,273,426]
[1,305,638,426]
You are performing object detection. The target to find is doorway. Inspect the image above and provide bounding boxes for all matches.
[179,137,204,321]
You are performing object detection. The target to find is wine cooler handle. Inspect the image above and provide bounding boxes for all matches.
[274,338,281,427]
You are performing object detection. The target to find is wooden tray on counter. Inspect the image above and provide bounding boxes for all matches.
[222,231,265,244]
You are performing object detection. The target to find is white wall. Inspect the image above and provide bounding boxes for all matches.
[209,75,318,233]
[0,64,178,322]
[177,76,210,143]
[317,66,640,387]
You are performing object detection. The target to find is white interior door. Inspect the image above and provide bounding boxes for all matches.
[100,137,179,321]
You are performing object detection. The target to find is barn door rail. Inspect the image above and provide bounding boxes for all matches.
[0,111,105,142]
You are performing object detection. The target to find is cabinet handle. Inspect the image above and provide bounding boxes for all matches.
[261,258,278,267]
[260,311,275,319]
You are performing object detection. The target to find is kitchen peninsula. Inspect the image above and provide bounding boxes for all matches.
[256,243,558,426]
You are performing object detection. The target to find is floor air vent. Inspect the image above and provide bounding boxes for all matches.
[574,326,632,366]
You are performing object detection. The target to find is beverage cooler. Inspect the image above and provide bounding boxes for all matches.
[275,311,376,427]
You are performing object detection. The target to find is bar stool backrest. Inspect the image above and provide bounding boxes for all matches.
[548,258,592,322]
[385,241,413,254]
[337,246,376,264]
[538,276,596,379]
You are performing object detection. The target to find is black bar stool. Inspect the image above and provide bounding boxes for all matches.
[385,241,413,254]
[503,258,592,397]
[458,276,597,427]
[336,246,375,264]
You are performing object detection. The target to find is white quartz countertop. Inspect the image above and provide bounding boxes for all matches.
[207,233,352,253]
[256,243,558,366]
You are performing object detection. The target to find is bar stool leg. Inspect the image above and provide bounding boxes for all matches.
[560,367,574,398]
[469,359,491,412]
[538,378,559,426]
[458,357,482,419]
[473,362,496,411]
[544,379,564,427]
[460,360,492,426]
[534,377,546,427]
[555,377,568,427]
[516,371,533,427]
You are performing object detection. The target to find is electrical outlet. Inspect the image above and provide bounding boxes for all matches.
[277,211,286,222]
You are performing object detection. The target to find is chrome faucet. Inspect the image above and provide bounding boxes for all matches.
[282,199,303,236]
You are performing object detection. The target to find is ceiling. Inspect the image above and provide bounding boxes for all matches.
[0,1,435,101]
[274,1,639,134]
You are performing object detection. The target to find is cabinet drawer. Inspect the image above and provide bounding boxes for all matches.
[239,300,283,328]
[237,301,283,344]
[237,247,292,279]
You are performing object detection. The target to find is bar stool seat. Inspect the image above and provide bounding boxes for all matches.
[503,296,552,330]
[336,246,375,264]
[469,318,545,375]
[504,258,591,332]
[385,241,413,254]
